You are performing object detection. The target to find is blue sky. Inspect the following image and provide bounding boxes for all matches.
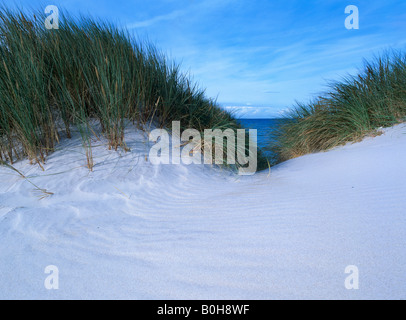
[6,0,406,118]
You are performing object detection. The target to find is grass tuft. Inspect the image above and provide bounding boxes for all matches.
[270,51,406,163]
[0,159,53,199]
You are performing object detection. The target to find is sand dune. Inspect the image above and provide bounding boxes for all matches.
[0,124,405,299]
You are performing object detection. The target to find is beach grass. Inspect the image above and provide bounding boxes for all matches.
[0,7,267,172]
[270,51,406,163]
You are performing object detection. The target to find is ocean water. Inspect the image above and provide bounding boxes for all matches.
[239,118,282,158]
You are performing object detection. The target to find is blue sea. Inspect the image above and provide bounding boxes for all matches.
[239,118,283,158]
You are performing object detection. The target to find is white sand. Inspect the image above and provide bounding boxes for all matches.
[0,123,405,300]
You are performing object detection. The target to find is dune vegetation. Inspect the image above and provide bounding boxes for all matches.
[270,51,406,163]
[0,7,266,172]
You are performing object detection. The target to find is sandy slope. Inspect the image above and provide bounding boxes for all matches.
[0,124,405,299]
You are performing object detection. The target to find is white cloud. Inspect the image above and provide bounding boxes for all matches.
[224,105,280,119]
[127,9,184,29]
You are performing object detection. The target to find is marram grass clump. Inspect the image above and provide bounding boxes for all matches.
[270,51,406,163]
[0,7,267,172]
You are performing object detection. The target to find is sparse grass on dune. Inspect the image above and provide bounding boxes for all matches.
[0,159,53,199]
[0,7,267,172]
[270,51,406,163]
